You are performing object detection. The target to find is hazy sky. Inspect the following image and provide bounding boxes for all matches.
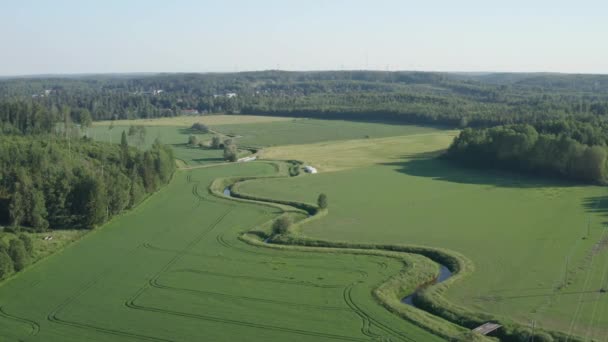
[1,0,607,75]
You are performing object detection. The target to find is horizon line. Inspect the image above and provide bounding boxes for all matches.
[2,69,608,79]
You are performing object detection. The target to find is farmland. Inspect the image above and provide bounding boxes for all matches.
[1,116,607,341]
[237,136,608,339]
[0,161,450,341]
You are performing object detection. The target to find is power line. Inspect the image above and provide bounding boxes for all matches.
[583,225,608,341]
[565,224,608,341]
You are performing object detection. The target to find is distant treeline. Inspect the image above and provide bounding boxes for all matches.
[2,71,608,134]
[0,135,175,231]
[445,120,608,183]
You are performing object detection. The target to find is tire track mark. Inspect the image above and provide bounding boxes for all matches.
[343,284,417,342]
[0,306,40,336]
[125,299,368,342]
[150,279,351,311]
[171,268,344,288]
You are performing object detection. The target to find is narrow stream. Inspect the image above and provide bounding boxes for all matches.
[401,264,452,306]
[222,186,453,309]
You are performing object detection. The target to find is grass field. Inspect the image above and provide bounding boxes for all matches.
[89,117,443,167]
[87,125,244,166]
[4,117,607,341]
[260,131,457,172]
[93,115,294,127]
[238,136,608,339]
[212,119,443,147]
[0,162,446,341]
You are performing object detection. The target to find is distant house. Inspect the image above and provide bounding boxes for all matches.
[181,109,199,115]
[304,166,318,174]
[213,92,238,99]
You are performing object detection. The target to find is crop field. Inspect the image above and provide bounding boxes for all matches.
[237,135,608,339]
[89,116,443,167]
[4,117,608,341]
[211,119,442,147]
[0,161,448,342]
[93,115,294,127]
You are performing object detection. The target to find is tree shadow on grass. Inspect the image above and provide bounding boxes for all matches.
[383,152,580,189]
[582,196,608,224]
[177,128,210,135]
[191,157,224,163]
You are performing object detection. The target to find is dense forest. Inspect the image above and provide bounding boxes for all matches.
[0,135,175,231]
[2,71,608,134]
[445,121,608,183]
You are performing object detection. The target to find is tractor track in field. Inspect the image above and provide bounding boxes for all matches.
[214,230,332,261]
[342,284,417,342]
[149,278,351,311]
[0,306,40,336]
[45,243,169,341]
[125,298,368,342]
[129,172,381,341]
[144,240,368,277]
[218,171,426,342]
[172,268,344,288]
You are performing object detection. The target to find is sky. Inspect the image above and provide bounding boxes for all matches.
[1,0,607,76]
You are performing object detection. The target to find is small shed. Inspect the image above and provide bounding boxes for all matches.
[304,166,318,174]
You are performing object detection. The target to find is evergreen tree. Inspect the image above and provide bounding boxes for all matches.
[0,250,13,280]
[120,130,129,165]
[317,193,328,209]
[18,234,34,256]
[29,188,49,231]
[223,140,238,162]
[9,184,25,228]
[8,239,29,271]
[211,136,222,149]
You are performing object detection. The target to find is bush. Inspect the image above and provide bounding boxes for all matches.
[317,193,328,209]
[187,135,198,146]
[18,233,34,256]
[211,136,222,149]
[0,250,13,280]
[289,165,300,177]
[8,239,29,271]
[190,122,209,133]
[223,142,238,162]
[272,216,292,235]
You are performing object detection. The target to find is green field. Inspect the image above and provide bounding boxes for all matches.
[0,162,449,341]
[3,116,608,341]
[237,145,608,339]
[212,119,442,147]
[87,125,229,166]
